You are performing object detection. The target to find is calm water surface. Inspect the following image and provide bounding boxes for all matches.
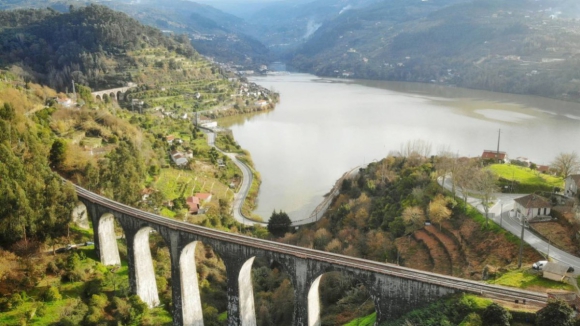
[219,74,580,221]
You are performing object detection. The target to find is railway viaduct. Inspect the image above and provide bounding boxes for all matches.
[73,184,546,326]
[91,86,135,101]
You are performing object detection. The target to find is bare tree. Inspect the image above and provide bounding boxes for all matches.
[473,169,499,227]
[428,194,452,230]
[400,139,431,158]
[435,150,459,193]
[454,160,479,211]
[552,152,580,178]
[402,206,426,230]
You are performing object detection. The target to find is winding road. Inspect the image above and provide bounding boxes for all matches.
[440,176,580,272]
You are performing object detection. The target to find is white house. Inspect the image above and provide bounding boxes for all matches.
[514,194,551,220]
[170,151,188,167]
[564,175,580,197]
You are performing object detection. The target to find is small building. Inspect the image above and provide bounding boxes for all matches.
[186,196,200,214]
[514,194,551,220]
[481,150,508,163]
[166,135,175,145]
[195,193,212,204]
[564,174,580,198]
[542,262,570,282]
[170,151,188,167]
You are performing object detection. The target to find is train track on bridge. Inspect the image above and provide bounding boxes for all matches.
[75,185,548,306]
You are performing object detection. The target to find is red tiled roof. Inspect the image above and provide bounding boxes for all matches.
[482,150,507,160]
[186,196,200,213]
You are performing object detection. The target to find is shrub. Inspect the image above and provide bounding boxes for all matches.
[44,286,62,302]
[481,303,511,326]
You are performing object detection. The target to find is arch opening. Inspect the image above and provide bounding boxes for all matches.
[97,213,121,266]
[109,92,116,101]
[251,257,295,326]
[95,94,102,101]
[117,91,123,101]
[72,202,89,229]
[308,272,375,326]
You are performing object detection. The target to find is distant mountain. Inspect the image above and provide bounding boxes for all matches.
[0,0,271,66]
[289,0,580,101]
[0,5,200,91]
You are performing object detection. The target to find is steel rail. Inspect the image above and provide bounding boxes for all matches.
[74,184,547,304]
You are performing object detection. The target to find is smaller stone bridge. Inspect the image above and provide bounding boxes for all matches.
[91,86,136,101]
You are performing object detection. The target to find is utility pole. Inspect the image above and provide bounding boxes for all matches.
[496,129,501,163]
[72,79,76,100]
[500,202,503,227]
[518,195,534,269]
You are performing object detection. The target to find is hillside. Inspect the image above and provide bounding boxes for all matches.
[291,0,580,101]
[0,4,198,91]
[0,0,271,67]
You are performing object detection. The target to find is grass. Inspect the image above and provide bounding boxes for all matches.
[344,312,376,326]
[488,269,574,291]
[488,164,563,193]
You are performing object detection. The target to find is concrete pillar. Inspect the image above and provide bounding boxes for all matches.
[134,227,160,308]
[307,275,323,326]
[239,257,256,326]
[179,241,204,326]
[293,259,310,326]
[97,213,121,266]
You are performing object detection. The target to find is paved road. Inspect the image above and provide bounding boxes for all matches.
[205,131,265,226]
[440,176,580,272]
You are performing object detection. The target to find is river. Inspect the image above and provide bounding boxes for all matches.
[219,73,580,221]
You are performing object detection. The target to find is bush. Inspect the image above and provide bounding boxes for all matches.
[536,298,574,326]
[481,303,511,326]
[44,286,62,302]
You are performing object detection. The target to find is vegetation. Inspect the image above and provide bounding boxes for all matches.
[536,298,575,326]
[267,211,292,237]
[488,164,564,193]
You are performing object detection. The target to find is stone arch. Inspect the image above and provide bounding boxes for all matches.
[95,94,102,101]
[134,226,160,308]
[307,270,375,326]
[109,92,116,101]
[98,213,121,266]
[117,91,124,101]
[72,202,89,229]
[246,255,295,326]
[180,241,204,326]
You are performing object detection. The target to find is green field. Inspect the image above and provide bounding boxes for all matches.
[488,268,574,291]
[488,164,563,193]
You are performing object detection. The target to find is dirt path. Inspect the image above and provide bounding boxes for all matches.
[414,229,452,275]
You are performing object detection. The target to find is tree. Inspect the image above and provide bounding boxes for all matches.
[428,194,451,230]
[49,139,68,169]
[481,303,511,326]
[455,160,478,211]
[402,206,426,230]
[267,210,292,237]
[536,298,574,326]
[551,152,580,178]
[473,168,499,227]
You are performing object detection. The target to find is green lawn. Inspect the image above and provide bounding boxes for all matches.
[344,312,376,326]
[488,269,574,291]
[488,164,563,193]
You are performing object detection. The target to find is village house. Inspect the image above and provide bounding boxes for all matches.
[170,150,188,167]
[166,135,175,145]
[57,97,75,108]
[514,194,551,221]
[481,150,508,163]
[186,196,200,214]
[542,262,572,282]
[564,174,580,198]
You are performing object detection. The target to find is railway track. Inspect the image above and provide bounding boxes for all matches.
[75,185,548,305]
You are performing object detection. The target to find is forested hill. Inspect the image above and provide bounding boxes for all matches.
[291,0,580,102]
[0,4,197,91]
